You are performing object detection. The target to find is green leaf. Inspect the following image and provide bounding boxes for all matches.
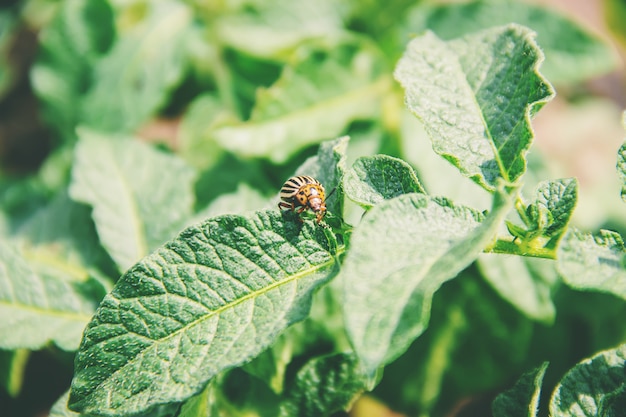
[617,139,626,203]
[550,344,626,417]
[30,0,115,137]
[478,255,557,323]
[0,12,20,100]
[192,184,269,225]
[69,130,197,272]
[178,94,232,169]
[279,353,367,417]
[80,0,194,132]
[15,190,113,280]
[68,210,338,416]
[342,184,516,374]
[557,229,626,300]
[213,37,390,163]
[529,178,578,240]
[0,242,96,351]
[394,24,554,191]
[294,136,349,219]
[492,362,548,417]
[0,349,29,398]
[214,0,345,60]
[50,391,79,417]
[405,1,618,85]
[343,154,425,209]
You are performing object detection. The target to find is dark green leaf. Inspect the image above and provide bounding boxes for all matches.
[68,210,338,416]
[492,362,548,417]
[279,353,367,417]
[394,24,554,191]
[550,344,626,416]
[343,154,425,209]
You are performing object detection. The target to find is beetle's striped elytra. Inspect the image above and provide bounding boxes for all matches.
[278,175,327,223]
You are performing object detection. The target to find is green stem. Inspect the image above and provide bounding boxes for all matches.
[485,238,556,259]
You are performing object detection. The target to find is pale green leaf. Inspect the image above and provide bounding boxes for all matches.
[30,0,114,137]
[214,0,345,59]
[178,94,232,169]
[69,130,197,272]
[557,229,626,300]
[342,185,515,374]
[492,362,548,417]
[178,385,215,417]
[278,353,367,417]
[405,1,618,85]
[344,154,425,209]
[80,0,194,132]
[68,210,338,416]
[550,344,626,417]
[478,255,556,323]
[213,37,390,163]
[394,24,554,191]
[0,242,96,351]
[16,190,113,280]
[192,184,269,225]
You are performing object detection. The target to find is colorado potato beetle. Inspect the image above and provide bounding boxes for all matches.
[278,175,327,223]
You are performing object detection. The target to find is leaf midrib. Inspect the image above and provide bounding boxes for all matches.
[83,252,336,403]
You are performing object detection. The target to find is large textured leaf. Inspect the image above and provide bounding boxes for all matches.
[342,185,515,374]
[404,1,618,85]
[557,229,626,300]
[213,38,390,163]
[68,210,338,416]
[69,131,197,272]
[80,0,194,132]
[550,344,626,417]
[394,24,553,191]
